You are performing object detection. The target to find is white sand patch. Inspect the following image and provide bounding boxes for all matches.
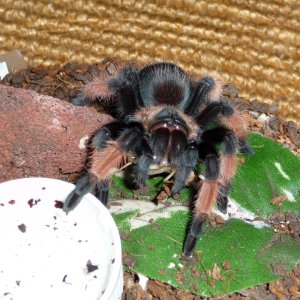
[274,162,290,180]
[49,117,62,130]
[283,189,295,202]
[109,199,188,230]
[78,135,89,149]
[212,198,269,228]
[111,198,269,230]
[258,113,270,122]
[137,273,148,290]
[168,263,175,269]
[110,199,165,216]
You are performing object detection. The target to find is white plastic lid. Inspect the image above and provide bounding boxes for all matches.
[0,177,123,300]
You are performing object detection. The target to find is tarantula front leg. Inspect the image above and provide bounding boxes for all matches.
[131,154,154,189]
[171,140,199,194]
[221,108,254,155]
[197,100,254,155]
[188,75,253,155]
[63,121,151,213]
[183,144,220,257]
[63,122,125,213]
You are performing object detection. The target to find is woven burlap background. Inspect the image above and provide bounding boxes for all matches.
[1,0,299,124]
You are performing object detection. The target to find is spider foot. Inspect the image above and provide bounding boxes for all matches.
[217,195,228,214]
[183,214,206,257]
[72,96,88,106]
[63,174,92,214]
[94,180,109,207]
[239,140,255,155]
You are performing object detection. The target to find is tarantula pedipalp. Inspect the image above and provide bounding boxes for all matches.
[63,62,253,256]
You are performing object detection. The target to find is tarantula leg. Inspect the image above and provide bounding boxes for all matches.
[218,130,238,213]
[119,122,149,154]
[108,66,143,116]
[131,154,154,188]
[196,101,234,126]
[184,145,220,256]
[92,122,124,148]
[183,214,206,257]
[64,142,126,214]
[63,122,124,213]
[129,127,169,188]
[213,154,239,215]
[169,133,198,194]
[221,114,254,157]
[72,96,88,106]
[200,127,240,213]
[239,139,255,154]
[64,176,110,213]
[184,180,219,256]
[197,100,254,155]
[94,180,109,207]
[63,174,94,214]
[90,141,126,181]
[172,166,193,195]
[216,184,230,214]
[184,75,223,115]
[72,67,120,106]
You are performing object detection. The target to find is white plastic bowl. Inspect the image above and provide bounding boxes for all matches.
[0,177,123,300]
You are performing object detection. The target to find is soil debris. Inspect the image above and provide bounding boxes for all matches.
[123,256,137,269]
[17,223,26,233]
[222,261,231,270]
[86,260,99,273]
[28,198,41,208]
[269,211,300,242]
[120,231,132,241]
[270,194,288,206]
[54,200,64,209]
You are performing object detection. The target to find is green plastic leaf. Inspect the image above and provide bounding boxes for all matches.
[111,133,300,297]
[231,133,300,217]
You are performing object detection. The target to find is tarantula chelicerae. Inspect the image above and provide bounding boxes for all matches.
[63,62,253,256]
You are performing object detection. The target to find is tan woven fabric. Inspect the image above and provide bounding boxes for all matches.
[1,0,299,124]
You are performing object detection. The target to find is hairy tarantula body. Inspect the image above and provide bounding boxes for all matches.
[64,62,253,256]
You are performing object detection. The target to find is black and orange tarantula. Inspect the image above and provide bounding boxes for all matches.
[63,62,253,256]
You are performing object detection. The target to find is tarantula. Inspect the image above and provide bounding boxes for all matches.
[63,62,253,256]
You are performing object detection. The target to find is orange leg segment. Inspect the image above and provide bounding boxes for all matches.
[90,141,126,181]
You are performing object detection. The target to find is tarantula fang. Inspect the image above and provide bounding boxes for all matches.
[63,62,253,257]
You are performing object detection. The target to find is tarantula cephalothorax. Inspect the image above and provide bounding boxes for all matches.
[63,62,253,257]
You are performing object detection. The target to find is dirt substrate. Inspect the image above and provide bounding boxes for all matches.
[1,61,300,299]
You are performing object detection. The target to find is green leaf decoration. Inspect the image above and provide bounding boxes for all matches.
[231,133,300,217]
[110,133,300,297]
